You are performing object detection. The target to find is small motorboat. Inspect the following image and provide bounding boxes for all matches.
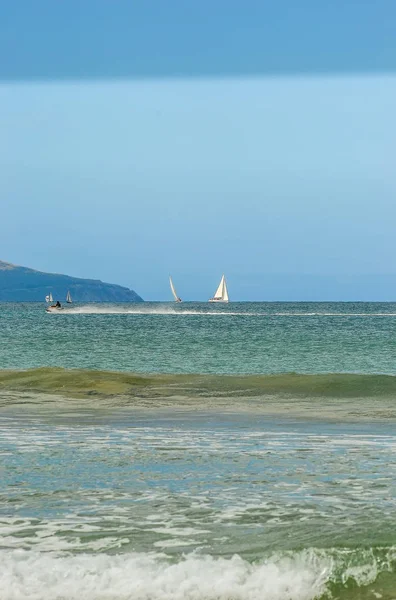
[46,301,64,313]
[46,306,64,313]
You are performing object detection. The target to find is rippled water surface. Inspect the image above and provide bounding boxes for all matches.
[2,303,396,599]
[2,301,396,374]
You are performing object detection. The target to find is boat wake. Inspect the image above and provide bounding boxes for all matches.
[51,305,396,317]
[63,305,239,316]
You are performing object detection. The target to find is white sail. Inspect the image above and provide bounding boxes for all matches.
[214,276,225,299]
[222,277,229,302]
[209,275,229,303]
[66,290,72,303]
[169,276,181,302]
[45,295,50,303]
[49,293,53,303]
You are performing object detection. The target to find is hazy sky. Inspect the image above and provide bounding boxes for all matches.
[1,3,395,300]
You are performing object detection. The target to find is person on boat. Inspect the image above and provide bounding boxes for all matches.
[56,301,61,308]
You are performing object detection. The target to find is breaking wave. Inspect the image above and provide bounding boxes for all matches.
[1,547,396,600]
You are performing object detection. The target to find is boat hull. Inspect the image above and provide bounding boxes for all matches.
[46,307,64,313]
[208,299,228,303]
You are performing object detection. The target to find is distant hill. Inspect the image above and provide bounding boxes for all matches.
[0,261,143,302]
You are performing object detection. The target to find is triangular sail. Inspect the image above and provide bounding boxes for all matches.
[222,277,229,302]
[66,290,72,303]
[210,275,229,302]
[45,295,50,303]
[169,276,180,302]
[49,293,53,303]
[213,275,225,300]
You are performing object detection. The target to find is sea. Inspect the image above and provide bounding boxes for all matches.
[1,302,396,600]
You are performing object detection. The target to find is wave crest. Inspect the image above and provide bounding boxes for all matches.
[0,549,330,600]
[1,368,396,401]
[3,547,396,600]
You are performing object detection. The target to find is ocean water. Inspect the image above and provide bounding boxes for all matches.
[1,302,396,600]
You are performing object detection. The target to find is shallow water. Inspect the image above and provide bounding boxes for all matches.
[2,407,396,599]
[2,303,396,599]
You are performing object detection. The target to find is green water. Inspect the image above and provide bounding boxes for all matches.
[2,302,396,599]
[2,302,396,374]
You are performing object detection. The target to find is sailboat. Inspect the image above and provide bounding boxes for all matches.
[209,275,229,303]
[45,291,64,312]
[169,276,182,302]
[66,290,72,304]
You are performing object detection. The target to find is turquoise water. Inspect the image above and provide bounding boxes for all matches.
[2,302,396,599]
[2,302,396,374]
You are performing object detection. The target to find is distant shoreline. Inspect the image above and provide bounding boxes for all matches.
[0,259,143,302]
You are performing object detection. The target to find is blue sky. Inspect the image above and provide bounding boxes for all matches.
[1,1,395,79]
[1,3,396,300]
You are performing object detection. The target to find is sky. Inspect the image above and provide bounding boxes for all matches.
[1,2,396,301]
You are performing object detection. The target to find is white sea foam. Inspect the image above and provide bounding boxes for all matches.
[52,305,396,317]
[62,306,245,316]
[0,549,330,600]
